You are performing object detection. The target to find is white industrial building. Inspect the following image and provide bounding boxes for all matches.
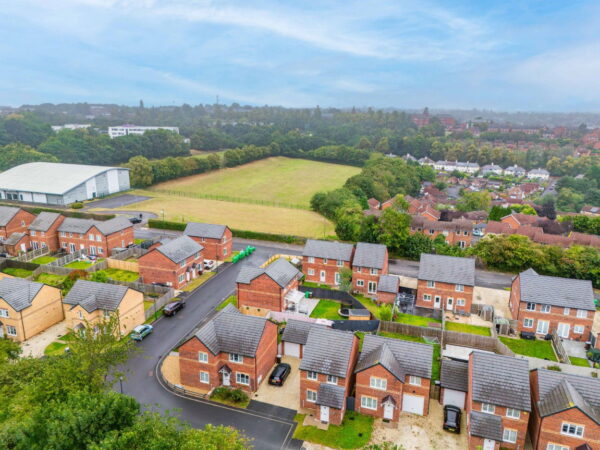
[51,124,91,132]
[0,162,130,205]
[108,124,179,138]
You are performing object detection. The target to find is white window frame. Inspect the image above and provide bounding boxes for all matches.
[560,422,583,438]
[198,352,208,363]
[308,268,315,276]
[523,318,534,328]
[30,230,36,236]
[361,396,377,410]
[236,373,250,385]
[356,279,364,287]
[308,256,315,263]
[89,233,94,240]
[199,371,210,384]
[536,320,549,334]
[576,309,587,319]
[540,304,551,313]
[506,408,520,419]
[563,307,570,315]
[306,390,317,402]
[367,281,377,294]
[481,403,495,414]
[334,272,341,285]
[337,260,343,267]
[370,377,387,390]
[503,428,517,443]
[0,309,8,318]
[423,294,431,302]
[326,375,338,385]
[178,273,185,283]
[427,280,435,288]
[526,302,536,311]
[455,284,464,292]
[307,371,318,380]
[409,376,421,386]
[6,325,17,336]
[323,258,328,264]
[457,298,465,306]
[574,325,584,334]
[547,444,569,450]
[370,267,377,275]
[229,353,243,363]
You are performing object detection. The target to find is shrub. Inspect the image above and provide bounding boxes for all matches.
[379,304,392,321]
[70,202,84,209]
[229,388,248,403]
[546,365,562,372]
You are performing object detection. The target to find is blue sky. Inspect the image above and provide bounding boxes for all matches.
[1,0,599,111]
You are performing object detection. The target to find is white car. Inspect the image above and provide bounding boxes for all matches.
[203,260,215,270]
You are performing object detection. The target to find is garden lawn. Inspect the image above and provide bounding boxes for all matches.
[378,331,441,381]
[310,300,343,320]
[44,342,68,356]
[64,260,92,269]
[395,312,441,327]
[216,295,237,311]
[293,412,373,449]
[445,322,491,336]
[31,256,57,265]
[101,268,139,282]
[35,273,66,287]
[499,337,557,361]
[182,271,215,292]
[2,268,33,278]
[570,357,590,367]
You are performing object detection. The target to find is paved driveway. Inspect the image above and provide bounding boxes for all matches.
[253,356,301,411]
[86,194,150,209]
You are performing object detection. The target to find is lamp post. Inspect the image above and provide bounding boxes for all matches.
[119,376,123,394]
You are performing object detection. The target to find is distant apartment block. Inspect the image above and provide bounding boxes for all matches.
[108,124,179,138]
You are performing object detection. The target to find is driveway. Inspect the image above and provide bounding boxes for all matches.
[21,321,68,358]
[253,356,300,411]
[85,194,150,209]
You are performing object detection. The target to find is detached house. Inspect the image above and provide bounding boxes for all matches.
[509,269,595,340]
[62,280,144,336]
[302,239,354,287]
[28,212,64,252]
[355,334,433,421]
[529,368,600,450]
[58,216,134,256]
[178,304,277,393]
[236,258,301,314]
[467,352,531,450]
[138,236,204,289]
[352,242,388,297]
[0,277,63,342]
[415,254,475,313]
[0,206,35,241]
[183,222,232,261]
[299,327,359,425]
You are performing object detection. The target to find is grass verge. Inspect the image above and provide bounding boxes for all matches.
[216,295,237,311]
[499,337,557,361]
[293,412,373,449]
[445,322,491,336]
[2,268,33,278]
[310,299,343,320]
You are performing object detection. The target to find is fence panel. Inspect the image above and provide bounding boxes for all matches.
[86,260,108,273]
[36,264,74,277]
[551,331,570,364]
[378,321,443,341]
[107,258,139,272]
[14,247,50,262]
[109,247,146,260]
[144,288,176,320]
[50,250,86,267]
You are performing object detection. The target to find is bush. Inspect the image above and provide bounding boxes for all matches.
[546,365,562,372]
[147,219,186,231]
[379,304,393,321]
[70,202,84,209]
[210,386,248,405]
[229,389,248,403]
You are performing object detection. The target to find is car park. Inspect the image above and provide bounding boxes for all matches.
[443,405,461,433]
[131,324,153,341]
[163,300,185,316]
[268,363,291,386]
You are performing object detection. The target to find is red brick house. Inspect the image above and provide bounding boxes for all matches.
[28,212,65,252]
[58,217,134,256]
[138,236,204,289]
[410,216,473,248]
[415,254,475,313]
[178,304,277,393]
[183,222,232,261]
[236,257,301,313]
[302,239,354,287]
[440,359,468,410]
[467,352,531,450]
[529,368,600,450]
[299,327,359,425]
[0,206,35,241]
[3,232,30,256]
[352,242,388,297]
[355,334,433,422]
[509,269,595,341]
[501,213,540,230]
[376,275,399,305]
[280,319,326,358]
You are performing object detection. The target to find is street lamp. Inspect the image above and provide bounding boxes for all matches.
[119,376,123,394]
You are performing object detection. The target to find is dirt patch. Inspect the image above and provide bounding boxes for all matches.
[473,286,511,319]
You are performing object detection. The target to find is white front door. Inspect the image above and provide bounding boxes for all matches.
[383,402,394,420]
[536,320,549,335]
[320,270,326,282]
[20,243,26,252]
[222,372,230,386]
[446,297,453,311]
[483,438,495,450]
[334,272,340,285]
[69,243,76,253]
[320,405,329,423]
[557,323,570,338]
[402,394,425,415]
[0,325,4,338]
[434,296,441,308]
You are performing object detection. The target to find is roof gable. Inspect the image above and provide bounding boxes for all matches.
[519,269,594,310]
[0,278,44,312]
[152,236,204,264]
[0,206,21,227]
[418,254,475,286]
[62,279,131,313]
[300,327,356,378]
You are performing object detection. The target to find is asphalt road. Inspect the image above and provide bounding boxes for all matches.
[118,244,300,450]
[85,194,151,209]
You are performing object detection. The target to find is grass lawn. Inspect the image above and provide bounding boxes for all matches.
[293,412,373,449]
[2,267,33,278]
[216,295,237,311]
[31,255,57,265]
[144,300,154,311]
[64,260,92,269]
[445,322,491,336]
[182,271,215,292]
[134,238,145,245]
[378,331,441,381]
[396,312,441,327]
[499,337,557,361]
[35,272,66,286]
[570,357,590,367]
[355,294,380,317]
[310,300,343,320]
[152,157,360,208]
[44,341,68,356]
[302,281,332,289]
[101,268,139,282]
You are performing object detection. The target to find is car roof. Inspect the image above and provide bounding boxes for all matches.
[133,325,146,332]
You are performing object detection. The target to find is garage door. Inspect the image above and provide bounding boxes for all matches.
[443,389,466,409]
[284,342,300,358]
[402,394,425,415]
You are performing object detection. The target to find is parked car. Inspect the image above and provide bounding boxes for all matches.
[163,300,185,316]
[268,363,291,386]
[131,324,153,341]
[443,405,461,433]
[203,260,215,270]
[129,216,142,224]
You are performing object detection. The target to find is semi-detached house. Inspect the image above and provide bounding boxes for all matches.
[302,239,354,287]
[183,222,232,261]
[58,216,134,256]
[0,206,35,241]
[352,242,388,297]
[28,212,65,252]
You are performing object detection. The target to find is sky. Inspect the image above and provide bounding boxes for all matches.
[1,0,600,111]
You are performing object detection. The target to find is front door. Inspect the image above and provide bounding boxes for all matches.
[222,371,230,386]
[320,405,329,423]
[69,243,76,253]
[557,323,570,338]
[434,296,441,308]
[0,323,3,338]
[334,272,341,285]
[383,402,394,420]
[446,297,453,311]
[483,439,495,450]
[320,270,326,282]
[536,320,549,335]
[20,243,26,252]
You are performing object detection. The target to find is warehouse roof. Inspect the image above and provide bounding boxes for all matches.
[0,162,128,195]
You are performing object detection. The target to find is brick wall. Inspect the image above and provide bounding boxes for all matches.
[0,209,36,240]
[237,273,295,312]
[6,234,30,256]
[514,300,594,341]
[139,248,203,289]
[104,226,135,255]
[415,279,474,313]
[254,321,278,386]
[58,225,134,257]
[352,250,389,297]
[377,291,396,305]
[29,215,65,252]
[501,215,521,230]
[188,228,232,261]
[302,257,351,287]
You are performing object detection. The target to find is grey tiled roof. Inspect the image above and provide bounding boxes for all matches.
[355,341,405,381]
[4,232,26,245]
[58,217,96,234]
[357,334,432,379]
[316,383,346,409]
[0,277,44,312]
[300,327,356,378]
[95,216,132,235]
[418,253,475,286]
[352,242,387,269]
[194,304,268,357]
[236,258,300,288]
[184,222,228,240]
[469,411,503,441]
[536,369,600,425]
[0,206,20,227]
[471,351,531,411]
[63,279,130,313]
[377,275,399,293]
[440,359,468,392]
[518,268,595,310]
[302,239,354,261]
[29,212,61,231]
[281,319,326,345]
[154,236,204,264]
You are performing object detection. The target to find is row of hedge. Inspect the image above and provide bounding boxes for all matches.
[0,203,115,221]
[147,219,307,245]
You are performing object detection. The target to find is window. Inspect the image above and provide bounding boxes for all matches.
[0,309,8,318]
[337,260,343,267]
[229,353,243,363]
[361,396,377,410]
[194,252,199,260]
[201,237,206,242]
[455,284,464,292]
[60,231,66,237]
[481,403,495,414]
[97,247,103,254]
[561,422,583,437]
[307,371,318,380]
[370,377,387,390]
[370,268,378,275]
[429,229,435,235]
[523,318,534,328]
[457,298,465,306]
[323,258,328,264]
[199,372,209,384]
[537,320,549,334]
[427,280,435,288]
[368,281,377,294]
[506,408,520,419]
[103,310,110,318]
[423,294,431,302]
[503,429,517,443]
[180,260,186,268]
[540,304,551,313]
[198,352,208,363]
[576,309,587,319]
[409,376,421,386]
[526,302,536,311]
[574,325,584,334]
[308,268,315,276]
[357,279,364,287]
[178,274,185,283]
[326,375,338,384]
[96,234,102,242]
[223,248,228,256]
[78,311,83,319]
[236,373,250,385]
[6,326,17,336]
[30,230,36,236]
[547,444,569,450]
[308,256,315,263]
[334,272,341,285]
[306,390,317,402]
[89,233,94,240]
[563,307,570,315]
[355,267,362,273]
[20,220,25,226]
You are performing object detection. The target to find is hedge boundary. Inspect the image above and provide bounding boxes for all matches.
[0,203,115,221]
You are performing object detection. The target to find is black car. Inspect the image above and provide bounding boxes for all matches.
[129,217,142,224]
[443,405,461,433]
[268,363,291,386]
[163,301,185,316]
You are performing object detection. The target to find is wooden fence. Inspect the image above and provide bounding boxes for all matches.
[551,331,571,364]
[144,288,176,320]
[107,258,139,272]
[109,247,147,260]
[49,250,87,267]
[13,247,50,262]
